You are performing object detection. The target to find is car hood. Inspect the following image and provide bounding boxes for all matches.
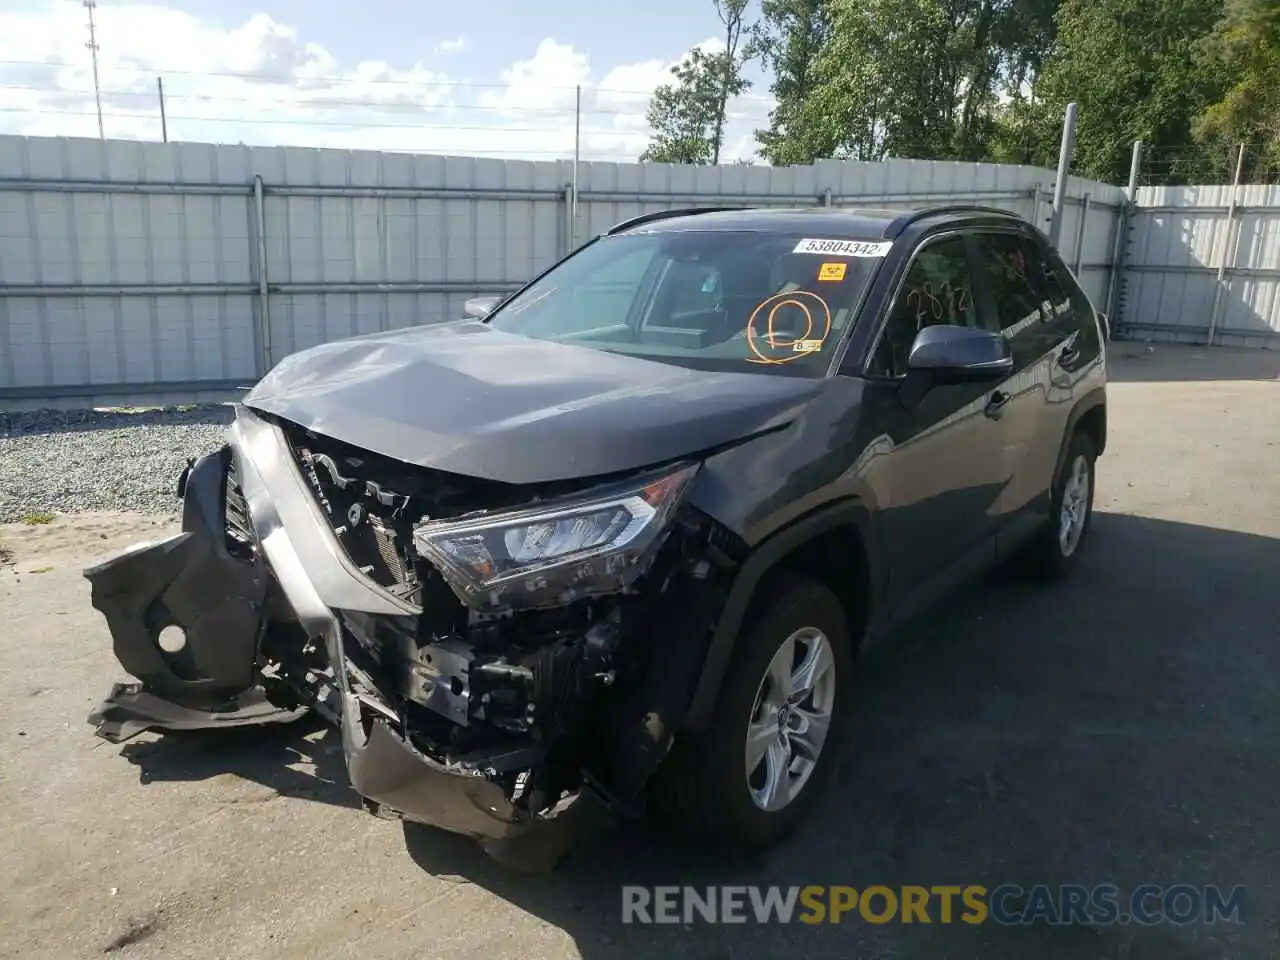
[243,320,823,485]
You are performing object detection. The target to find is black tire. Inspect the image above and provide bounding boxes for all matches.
[650,574,853,853]
[1025,429,1097,581]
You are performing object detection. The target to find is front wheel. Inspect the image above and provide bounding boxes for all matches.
[651,575,852,853]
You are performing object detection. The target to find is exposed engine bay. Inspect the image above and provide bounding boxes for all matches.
[86,404,745,868]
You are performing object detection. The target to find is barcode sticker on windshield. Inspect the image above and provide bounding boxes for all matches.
[793,238,893,258]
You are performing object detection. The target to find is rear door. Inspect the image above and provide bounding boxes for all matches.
[969,228,1065,529]
[860,231,1015,599]
[1033,239,1107,489]
[969,228,1101,535]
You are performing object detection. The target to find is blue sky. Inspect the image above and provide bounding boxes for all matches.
[0,0,776,162]
[151,0,729,81]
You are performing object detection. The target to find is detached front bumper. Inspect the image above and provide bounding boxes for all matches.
[85,405,617,861]
[85,445,267,708]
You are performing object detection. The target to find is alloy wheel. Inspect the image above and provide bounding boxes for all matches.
[744,626,837,813]
[1058,453,1091,557]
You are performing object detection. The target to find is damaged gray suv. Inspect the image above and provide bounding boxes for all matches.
[86,205,1107,868]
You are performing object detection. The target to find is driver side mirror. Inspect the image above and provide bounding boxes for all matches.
[464,294,504,320]
[907,325,1012,383]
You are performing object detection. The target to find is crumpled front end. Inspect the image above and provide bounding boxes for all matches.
[85,404,742,867]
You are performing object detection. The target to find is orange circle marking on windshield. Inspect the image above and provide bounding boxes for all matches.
[745,290,832,364]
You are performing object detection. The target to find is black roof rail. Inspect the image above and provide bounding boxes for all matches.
[605,206,746,236]
[883,204,1023,239]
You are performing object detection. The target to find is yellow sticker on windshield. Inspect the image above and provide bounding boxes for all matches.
[818,262,847,282]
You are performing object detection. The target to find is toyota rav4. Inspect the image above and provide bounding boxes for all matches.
[85,205,1107,870]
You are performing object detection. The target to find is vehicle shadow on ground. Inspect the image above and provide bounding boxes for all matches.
[112,511,1276,959]
[401,511,1276,960]
[1106,342,1280,383]
[117,712,360,810]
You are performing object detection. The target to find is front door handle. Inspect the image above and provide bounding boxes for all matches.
[984,390,1011,420]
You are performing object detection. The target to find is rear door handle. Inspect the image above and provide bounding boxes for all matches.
[984,390,1011,420]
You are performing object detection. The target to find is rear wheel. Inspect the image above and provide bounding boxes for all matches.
[1025,430,1097,580]
[652,575,852,852]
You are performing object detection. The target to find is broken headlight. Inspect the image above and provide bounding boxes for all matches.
[413,462,699,610]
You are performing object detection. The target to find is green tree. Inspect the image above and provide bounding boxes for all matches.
[639,49,726,164]
[710,0,753,164]
[1032,0,1227,184]
[753,0,836,165]
[1195,0,1280,179]
[639,1,754,165]
[772,0,1058,163]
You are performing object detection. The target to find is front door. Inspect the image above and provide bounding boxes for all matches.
[859,232,1016,602]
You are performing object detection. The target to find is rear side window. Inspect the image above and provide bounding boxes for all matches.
[868,236,979,378]
[972,232,1047,340]
[1041,248,1096,328]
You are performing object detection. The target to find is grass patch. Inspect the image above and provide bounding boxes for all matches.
[20,511,56,525]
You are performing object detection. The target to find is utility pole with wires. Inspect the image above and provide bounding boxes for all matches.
[157,76,168,142]
[84,0,104,140]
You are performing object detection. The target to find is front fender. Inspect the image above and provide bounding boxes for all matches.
[681,498,880,731]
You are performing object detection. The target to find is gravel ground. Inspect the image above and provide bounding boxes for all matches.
[0,405,234,523]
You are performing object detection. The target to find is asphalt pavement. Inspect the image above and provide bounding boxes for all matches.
[1,342,1277,960]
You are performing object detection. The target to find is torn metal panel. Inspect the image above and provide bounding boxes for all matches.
[88,683,306,744]
[83,403,738,867]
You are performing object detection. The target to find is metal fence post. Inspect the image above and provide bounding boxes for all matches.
[252,174,273,374]
[1048,102,1078,248]
[1206,143,1247,346]
[1073,193,1091,275]
[561,183,574,258]
[1104,141,1143,333]
[572,85,581,223]
[1127,140,1143,204]
[157,77,168,143]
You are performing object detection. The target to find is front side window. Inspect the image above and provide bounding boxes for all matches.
[487,230,884,378]
[868,236,979,378]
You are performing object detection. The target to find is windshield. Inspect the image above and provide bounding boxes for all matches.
[486,229,886,378]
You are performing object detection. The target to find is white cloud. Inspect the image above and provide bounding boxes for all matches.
[0,3,771,164]
[479,38,589,114]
